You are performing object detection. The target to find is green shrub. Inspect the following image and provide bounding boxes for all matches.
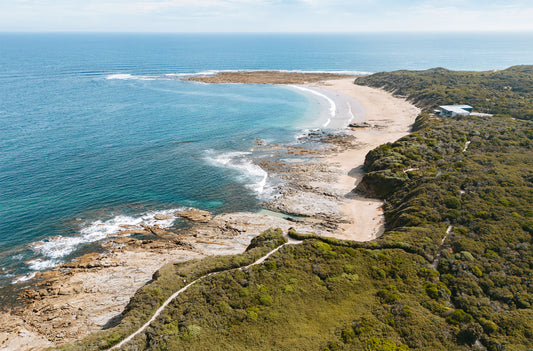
[471,266,483,277]
[259,294,273,306]
[377,285,401,304]
[478,318,498,334]
[444,196,462,209]
[239,287,250,297]
[446,309,473,326]
[341,328,356,343]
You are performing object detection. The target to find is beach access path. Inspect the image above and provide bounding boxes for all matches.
[109,236,300,350]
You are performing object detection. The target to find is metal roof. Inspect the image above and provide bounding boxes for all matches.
[439,105,473,114]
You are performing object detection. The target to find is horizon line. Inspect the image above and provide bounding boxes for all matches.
[1,30,533,34]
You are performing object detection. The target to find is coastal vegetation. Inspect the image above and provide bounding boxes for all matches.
[355,65,533,120]
[54,67,532,350]
[55,229,288,351]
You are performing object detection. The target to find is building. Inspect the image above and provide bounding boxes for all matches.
[435,105,473,117]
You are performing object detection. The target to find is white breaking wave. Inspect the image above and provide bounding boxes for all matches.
[12,272,36,284]
[106,73,134,80]
[294,128,321,141]
[204,150,269,196]
[27,208,181,271]
[189,69,373,76]
[107,69,372,81]
[346,102,355,125]
[106,70,240,81]
[105,73,158,81]
[290,85,336,127]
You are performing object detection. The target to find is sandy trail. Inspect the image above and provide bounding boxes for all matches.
[110,239,295,350]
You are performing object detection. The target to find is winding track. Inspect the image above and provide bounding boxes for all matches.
[433,225,453,270]
[109,238,298,350]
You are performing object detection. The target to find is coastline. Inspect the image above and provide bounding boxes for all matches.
[0,73,419,350]
[312,79,419,240]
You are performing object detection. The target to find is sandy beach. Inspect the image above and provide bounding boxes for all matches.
[312,78,420,240]
[0,73,419,350]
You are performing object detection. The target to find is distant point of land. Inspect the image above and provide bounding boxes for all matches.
[185,71,356,84]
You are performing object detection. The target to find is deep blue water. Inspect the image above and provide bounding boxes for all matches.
[1,32,532,285]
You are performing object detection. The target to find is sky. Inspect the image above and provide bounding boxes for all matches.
[1,0,533,33]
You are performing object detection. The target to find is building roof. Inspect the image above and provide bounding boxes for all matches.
[439,105,473,114]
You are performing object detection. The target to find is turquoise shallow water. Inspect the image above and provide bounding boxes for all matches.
[1,32,532,285]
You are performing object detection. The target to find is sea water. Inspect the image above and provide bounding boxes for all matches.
[1,32,532,286]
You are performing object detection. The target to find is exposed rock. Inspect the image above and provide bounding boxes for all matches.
[63,252,104,269]
[348,122,371,128]
[154,214,173,220]
[175,208,213,222]
[140,224,176,238]
[173,240,195,250]
[319,133,359,149]
[265,191,344,219]
[5,122,362,350]
[0,312,53,351]
[185,71,355,85]
[287,146,322,155]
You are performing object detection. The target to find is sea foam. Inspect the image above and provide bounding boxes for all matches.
[204,150,269,196]
[12,272,36,284]
[27,208,181,271]
[105,73,157,81]
[346,102,355,125]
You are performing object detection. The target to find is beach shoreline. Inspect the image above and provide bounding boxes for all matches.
[0,73,420,350]
[311,78,420,240]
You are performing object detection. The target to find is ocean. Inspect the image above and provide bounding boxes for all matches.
[1,32,532,286]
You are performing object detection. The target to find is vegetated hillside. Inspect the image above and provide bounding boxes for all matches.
[356,65,533,120]
[56,70,532,351]
[355,113,533,350]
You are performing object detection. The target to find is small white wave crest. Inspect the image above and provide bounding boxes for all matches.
[187,69,373,76]
[346,102,355,125]
[106,70,372,82]
[28,208,181,271]
[290,85,336,127]
[294,128,321,141]
[106,73,157,81]
[204,150,269,196]
[12,272,37,284]
[106,70,240,81]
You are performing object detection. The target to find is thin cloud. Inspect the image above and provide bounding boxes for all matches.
[0,0,532,32]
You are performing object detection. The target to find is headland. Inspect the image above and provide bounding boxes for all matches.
[0,72,419,350]
[185,70,354,84]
